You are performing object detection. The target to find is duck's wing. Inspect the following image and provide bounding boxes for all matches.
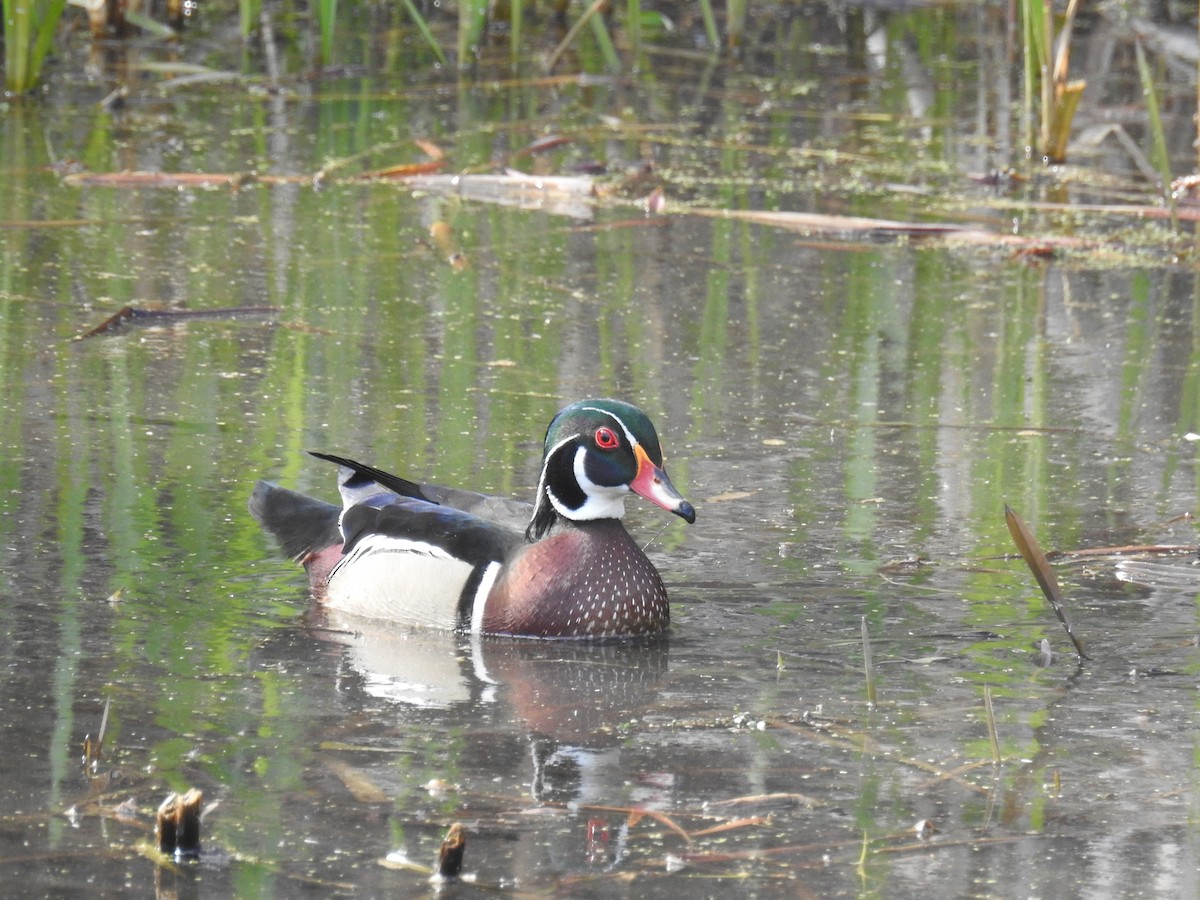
[308,450,533,532]
[337,494,524,564]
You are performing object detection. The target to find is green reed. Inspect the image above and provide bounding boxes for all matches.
[400,0,448,67]
[238,0,261,39]
[316,0,338,62]
[1134,38,1175,223]
[457,0,488,66]
[3,0,68,93]
[725,0,745,48]
[1020,0,1084,163]
[698,0,719,50]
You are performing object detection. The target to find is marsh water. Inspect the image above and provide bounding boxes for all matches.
[4,2,1200,897]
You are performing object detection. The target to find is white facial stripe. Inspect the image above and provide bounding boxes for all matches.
[546,445,628,520]
[529,433,578,528]
[533,407,648,524]
[580,406,640,450]
[532,434,576,498]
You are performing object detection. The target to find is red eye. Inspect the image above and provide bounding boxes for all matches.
[594,426,620,450]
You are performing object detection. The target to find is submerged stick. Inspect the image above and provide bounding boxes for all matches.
[1003,505,1089,661]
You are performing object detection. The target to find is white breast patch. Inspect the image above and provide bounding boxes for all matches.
[325,535,474,630]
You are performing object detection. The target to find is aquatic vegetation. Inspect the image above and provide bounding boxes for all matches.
[1134,36,1174,215]
[2,0,68,93]
[1020,0,1085,164]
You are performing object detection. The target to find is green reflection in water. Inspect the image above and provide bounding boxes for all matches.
[4,20,1199,891]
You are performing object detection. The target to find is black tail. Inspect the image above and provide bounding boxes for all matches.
[249,481,342,561]
[306,451,429,500]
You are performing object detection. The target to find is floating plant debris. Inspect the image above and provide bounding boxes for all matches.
[1004,505,1089,661]
[73,305,279,341]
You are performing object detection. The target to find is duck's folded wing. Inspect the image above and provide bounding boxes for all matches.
[310,450,533,531]
[338,496,524,565]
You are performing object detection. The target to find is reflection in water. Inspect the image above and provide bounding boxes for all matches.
[316,607,669,803]
[303,610,685,887]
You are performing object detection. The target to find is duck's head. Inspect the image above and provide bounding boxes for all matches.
[527,399,696,540]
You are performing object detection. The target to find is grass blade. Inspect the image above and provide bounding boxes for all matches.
[697,0,719,50]
[457,0,488,68]
[861,616,876,707]
[4,0,69,92]
[509,0,522,67]
[983,687,1001,765]
[316,0,338,63]
[238,0,261,39]
[1135,39,1175,219]
[547,0,608,72]
[726,0,746,49]
[587,8,621,70]
[399,0,447,67]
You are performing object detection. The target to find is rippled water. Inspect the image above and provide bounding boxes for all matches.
[2,3,1200,897]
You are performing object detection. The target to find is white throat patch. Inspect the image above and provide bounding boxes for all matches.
[547,445,628,521]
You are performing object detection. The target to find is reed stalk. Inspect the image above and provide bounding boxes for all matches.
[457,0,488,67]
[508,0,522,67]
[726,0,745,48]
[1021,0,1085,164]
[1135,38,1175,222]
[547,0,608,72]
[3,0,69,93]
[983,687,1001,765]
[625,0,642,66]
[399,0,447,66]
[587,7,620,70]
[861,616,876,707]
[316,0,338,63]
[697,0,719,50]
[238,0,261,39]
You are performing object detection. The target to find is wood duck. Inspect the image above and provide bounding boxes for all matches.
[250,399,695,638]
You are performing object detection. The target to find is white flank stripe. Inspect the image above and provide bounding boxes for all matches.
[470,561,503,634]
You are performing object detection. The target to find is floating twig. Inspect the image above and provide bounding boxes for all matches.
[1047,543,1196,560]
[689,817,772,838]
[73,305,279,341]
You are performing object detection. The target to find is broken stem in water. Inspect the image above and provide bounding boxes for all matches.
[861,616,876,707]
[1003,505,1089,661]
[983,687,1001,766]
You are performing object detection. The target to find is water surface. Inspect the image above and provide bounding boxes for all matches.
[2,3,1200,897]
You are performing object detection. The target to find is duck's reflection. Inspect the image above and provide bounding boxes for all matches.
[311,607,670,804]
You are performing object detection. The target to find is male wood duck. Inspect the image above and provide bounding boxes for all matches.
[249,399,695,638]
